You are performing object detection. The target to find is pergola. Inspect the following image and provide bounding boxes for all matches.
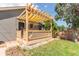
[17,3,53,45]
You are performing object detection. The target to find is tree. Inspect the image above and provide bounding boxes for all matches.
[51,20,59,37]
[52,20,58,31]
[57,25,65,31]
[55,3,79,29]
[43,20,51,30]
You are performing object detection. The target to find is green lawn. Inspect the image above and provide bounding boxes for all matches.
[23,40,79,56]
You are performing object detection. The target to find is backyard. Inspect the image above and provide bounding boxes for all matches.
[1,3,79,56]
[6,39,79,56]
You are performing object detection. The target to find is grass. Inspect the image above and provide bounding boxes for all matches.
[23,40,79,56]
[6,40,79,56]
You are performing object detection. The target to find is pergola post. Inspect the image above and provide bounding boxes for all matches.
[51,19,53,38]
[24,4,29,44]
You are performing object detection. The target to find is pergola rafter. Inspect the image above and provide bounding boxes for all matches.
[17,3,52,23]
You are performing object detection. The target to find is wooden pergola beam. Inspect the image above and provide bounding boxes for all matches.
[18,3,53,22]
[24,4,29,44]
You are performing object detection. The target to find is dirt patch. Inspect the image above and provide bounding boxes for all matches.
[6,46,31,56]
[6,46,24,56]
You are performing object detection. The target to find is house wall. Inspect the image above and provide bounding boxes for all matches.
[0,17,16,42]
[0,9,23,42]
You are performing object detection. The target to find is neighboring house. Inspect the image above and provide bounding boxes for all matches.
[0,6,24,42]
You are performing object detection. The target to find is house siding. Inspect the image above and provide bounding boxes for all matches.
[0,9,23,42]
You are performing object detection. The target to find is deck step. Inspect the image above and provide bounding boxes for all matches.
[28,37,52,46]
[20,37,54,50]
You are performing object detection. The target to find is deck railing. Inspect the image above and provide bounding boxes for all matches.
[17,30,52,41]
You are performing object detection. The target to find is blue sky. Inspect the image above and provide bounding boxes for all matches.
[35,3,68,27]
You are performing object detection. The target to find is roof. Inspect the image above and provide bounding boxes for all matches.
[0,6,24,20]
[0,6,25,11]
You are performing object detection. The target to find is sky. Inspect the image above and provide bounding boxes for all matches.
[0,3,68,27]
